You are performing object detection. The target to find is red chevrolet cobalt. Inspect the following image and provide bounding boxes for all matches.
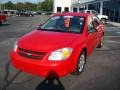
[10,13,104,77]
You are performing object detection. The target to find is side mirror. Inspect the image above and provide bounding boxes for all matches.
[92,21,98,31]
[39,23,43,27]
[37,23,43,29]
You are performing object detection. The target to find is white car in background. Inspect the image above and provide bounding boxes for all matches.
[80,10,108,24]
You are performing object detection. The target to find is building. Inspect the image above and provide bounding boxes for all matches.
[53,0,78,13]
[53,0,120,22]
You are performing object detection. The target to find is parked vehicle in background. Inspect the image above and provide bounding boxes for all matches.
[16,11,34,17]
[41,11,53,15]
[0,14,7,24]
[37,11,42,15]
[10,13,104,78]
[80,10,108,24]
[31,11,38,15]
[3,10,17,16]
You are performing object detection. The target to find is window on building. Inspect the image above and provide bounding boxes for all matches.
[64,7,69,12]
[57,7,61,12]
[87,11,91,14]
[73,8,77,12]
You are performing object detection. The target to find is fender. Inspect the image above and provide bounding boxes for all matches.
[69,41,87,72]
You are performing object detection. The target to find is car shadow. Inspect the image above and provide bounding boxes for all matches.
[0,23,11,26]
[36,71,65,90]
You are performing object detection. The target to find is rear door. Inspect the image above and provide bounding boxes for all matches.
[86,16,98,55]
[92,15,104,47]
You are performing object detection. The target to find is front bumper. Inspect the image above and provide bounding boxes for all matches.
[10,51,71,77]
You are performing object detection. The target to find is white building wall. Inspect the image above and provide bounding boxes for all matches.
[53,0,72,13]
[53,0,96,13]
[71,0,79,4]
[79,0,95,4]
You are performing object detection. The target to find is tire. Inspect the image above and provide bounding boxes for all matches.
[97,37,104,48]
[72,51,86,75]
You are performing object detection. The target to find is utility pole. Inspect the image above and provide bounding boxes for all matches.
[23,0,25,11]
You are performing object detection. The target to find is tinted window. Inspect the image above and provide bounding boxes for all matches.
[93,16,100,27]
[87,11,91,13]
[92,11,99,15]
[88,16,94,31]
[73,8,77,12]
[57,7,61,12]
[64,7,69,12]
[39,16,85,33]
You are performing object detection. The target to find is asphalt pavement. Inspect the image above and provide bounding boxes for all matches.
[0,15,120,90]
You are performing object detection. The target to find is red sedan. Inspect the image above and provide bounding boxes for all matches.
[10,13,104,78]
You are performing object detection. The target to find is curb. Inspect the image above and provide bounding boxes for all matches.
[107,22,120,27]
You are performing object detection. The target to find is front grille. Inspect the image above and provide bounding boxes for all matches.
[18,48,46,60]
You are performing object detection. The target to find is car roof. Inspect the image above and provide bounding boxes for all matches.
[54,13,92,17]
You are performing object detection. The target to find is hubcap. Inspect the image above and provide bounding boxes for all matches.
[101,37,104,46]
[78,54,85,72]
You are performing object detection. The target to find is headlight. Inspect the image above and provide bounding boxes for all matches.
[13,42,18,52]
[48,48,73,61]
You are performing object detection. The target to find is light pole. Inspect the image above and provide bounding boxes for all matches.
[37,0,39,11]
[23,0,25,11]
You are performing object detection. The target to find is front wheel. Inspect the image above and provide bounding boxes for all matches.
[72,51,86,75]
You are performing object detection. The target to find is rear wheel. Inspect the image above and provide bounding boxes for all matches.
[97,37,104,48]
[72,51,86,75]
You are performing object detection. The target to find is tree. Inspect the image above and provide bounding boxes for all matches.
[4,1,16,10]
[40,0,53,11]
[25,2,37,11]
[16,2,24,11]
[2,0,53,11]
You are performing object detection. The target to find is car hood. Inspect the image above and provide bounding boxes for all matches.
[18,30,80,52]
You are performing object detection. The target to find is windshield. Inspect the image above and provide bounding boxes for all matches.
[39,16,85,33]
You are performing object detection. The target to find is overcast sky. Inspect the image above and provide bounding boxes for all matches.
[1,0,44,3]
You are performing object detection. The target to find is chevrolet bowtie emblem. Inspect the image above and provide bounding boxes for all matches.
[26,53,32,56]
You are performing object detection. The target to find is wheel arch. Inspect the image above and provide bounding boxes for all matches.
[70,46,87,71]
[82,47,87,57]
[71,47,87,75]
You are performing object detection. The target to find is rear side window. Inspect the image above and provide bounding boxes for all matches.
[92,11,98,15]
[92,16,101,27]
[87,16,94,31]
